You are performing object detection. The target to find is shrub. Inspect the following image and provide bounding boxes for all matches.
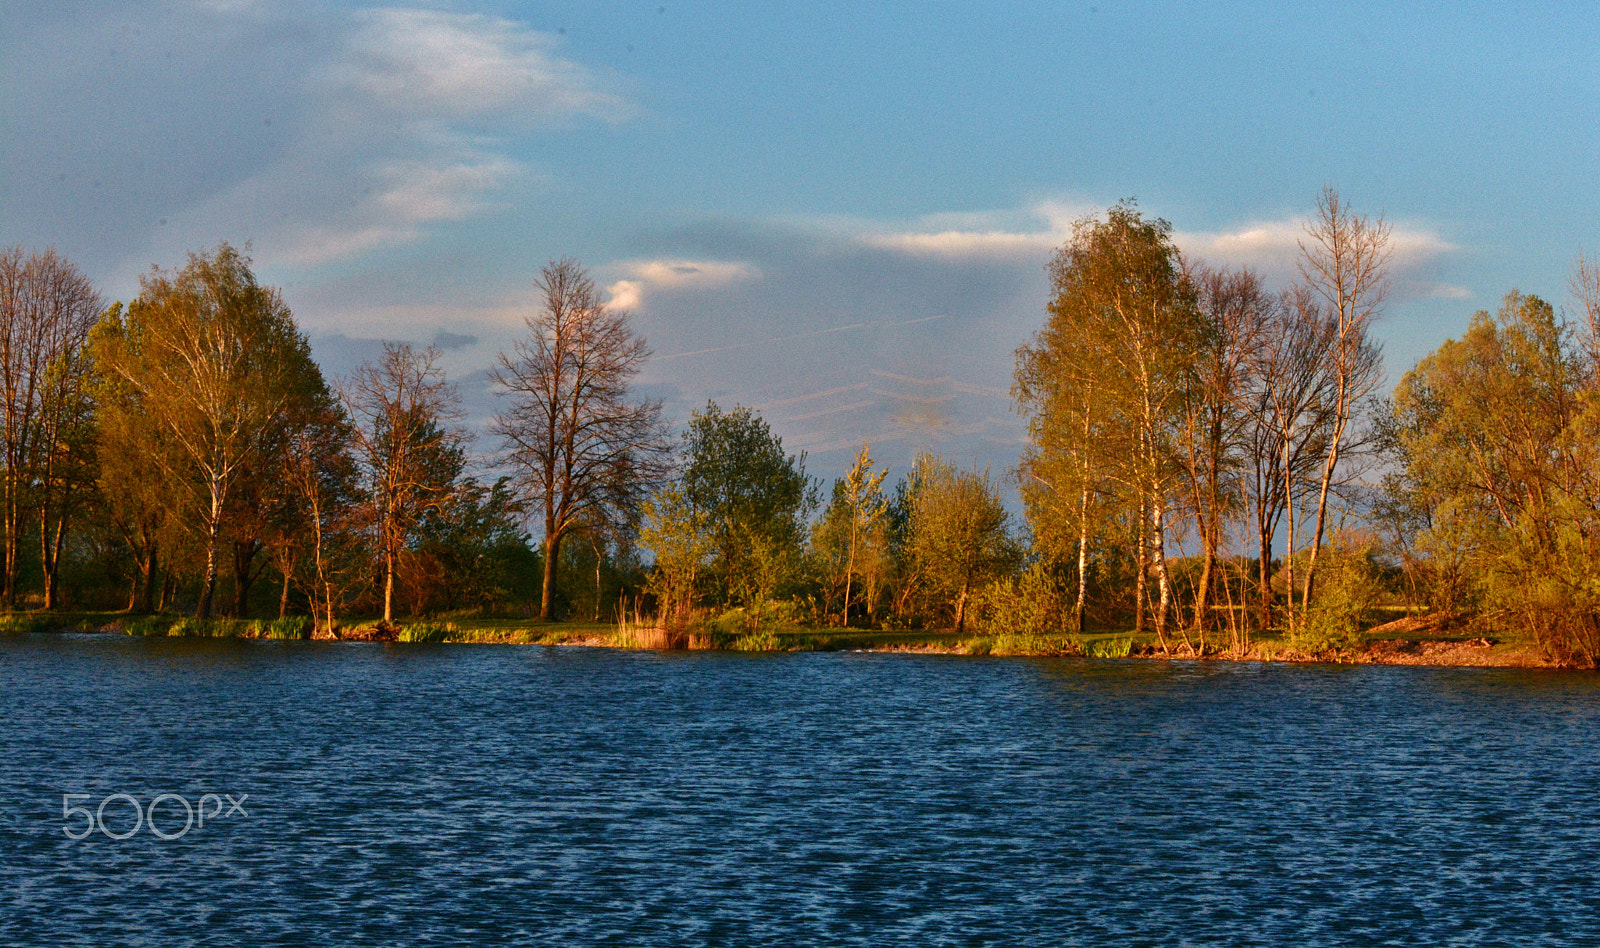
[0,614,48,634]
[969,563,1067,637]
[1289,540,1383,654]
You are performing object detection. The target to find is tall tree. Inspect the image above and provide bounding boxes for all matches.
[93,244,315,619]
[1296,186,1391,600]
[1018,202,1206,646]
[492,258,668,620]
[1175,264,1274,640]
[344,343,466,624]
[0,247,102,607]
[681,402,817,608]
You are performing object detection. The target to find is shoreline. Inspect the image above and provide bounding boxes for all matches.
[5,613,1573,670]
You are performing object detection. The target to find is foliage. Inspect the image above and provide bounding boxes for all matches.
[969,562,1068,637]
[810,444,891,626]
[412,476,537,613]
[1388,291,1600,663]
[1016,201,1205,643]
[638,483,712,628]
[1286,535,1384,654]
[92,243,324,619]
[903,454,1020,634]
[681,402,817,608]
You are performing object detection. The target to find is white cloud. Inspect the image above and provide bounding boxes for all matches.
[57,5,636,279]
[603,259,761,310]
[1175,217,1458,291]
[335,8,630,123]
[854,200,1090,261]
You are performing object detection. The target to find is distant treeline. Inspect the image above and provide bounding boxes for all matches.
[5,189,1599,662]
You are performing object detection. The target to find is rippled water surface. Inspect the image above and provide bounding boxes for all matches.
[4,634,1600,945]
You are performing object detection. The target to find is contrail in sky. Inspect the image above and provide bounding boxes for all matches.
[655,314,948,362]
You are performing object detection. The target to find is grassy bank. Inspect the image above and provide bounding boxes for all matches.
[0,609,1565,667]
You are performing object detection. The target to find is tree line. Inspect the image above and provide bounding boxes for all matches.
[6,189,1600,662]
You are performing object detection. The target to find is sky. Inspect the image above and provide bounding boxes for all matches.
[4,1,1598,491]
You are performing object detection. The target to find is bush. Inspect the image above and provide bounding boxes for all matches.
[1289,541,1383,654]
[969,563,1067,636]
[0,613,48,634]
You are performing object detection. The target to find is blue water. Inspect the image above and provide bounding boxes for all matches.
[3,634,1599,946]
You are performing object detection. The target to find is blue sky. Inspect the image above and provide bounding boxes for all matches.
[4,1,1597,488]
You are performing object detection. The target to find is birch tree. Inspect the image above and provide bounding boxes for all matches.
[1019,202,1206,646]
[93,244,314,619]
[1296,187,1391,601]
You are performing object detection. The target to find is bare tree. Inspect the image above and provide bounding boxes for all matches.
[1177,264,1274,642]
[0,248,102,607]
[344,343,465,625]
[492,259,668,620]
[1296,187,1391,601]
[1570,251,1600,373]
[1239,286,1342,628]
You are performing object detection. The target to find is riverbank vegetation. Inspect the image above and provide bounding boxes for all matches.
[3,188,1599,665]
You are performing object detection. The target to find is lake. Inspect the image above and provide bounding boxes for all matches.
[3,633,1599,945]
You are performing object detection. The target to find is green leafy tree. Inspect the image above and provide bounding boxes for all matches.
[1388,290,1600,662]
[681,402,817,608]
[811,444,890,625]
[904,454,1020,635]
[638,482,711,629]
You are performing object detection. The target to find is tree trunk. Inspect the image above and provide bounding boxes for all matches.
[953,579,970,635]
[1074,487,1089,635]
[1134,500,1148,637]
[41,515,66,610]
[1151,500,1172,652]
[540,532,562,620]
[279,571,291,620]
[232,539,259,618]
[1303,416,1346,605]
[1256,511,1272,633]
[136,540,158,615]
[198,481,222,620]
[383,544,395,624]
